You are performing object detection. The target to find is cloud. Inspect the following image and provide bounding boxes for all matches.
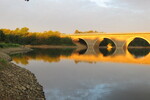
[89,0,115,8]
[0,0,150,33]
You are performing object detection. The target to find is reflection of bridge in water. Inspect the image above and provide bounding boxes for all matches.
[76,47,125,56]
[61,48,150,65]
[12,48,150,65]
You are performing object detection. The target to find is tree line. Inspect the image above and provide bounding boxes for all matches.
[74,30,105,34]
[0,27,75,46]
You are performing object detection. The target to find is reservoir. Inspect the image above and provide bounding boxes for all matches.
[12,48,150,100]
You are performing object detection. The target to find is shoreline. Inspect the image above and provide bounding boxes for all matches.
[25,45,77,49]
[25,45,150,49]
[0,47,45,100]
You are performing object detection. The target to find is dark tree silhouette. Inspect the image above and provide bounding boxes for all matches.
[25,0,29,1]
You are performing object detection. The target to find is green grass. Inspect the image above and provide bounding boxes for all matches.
[0,58,7,64]
[0,43,20,48]
[0,58,7,70]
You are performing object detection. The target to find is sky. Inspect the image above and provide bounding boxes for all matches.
[0,0,150,33]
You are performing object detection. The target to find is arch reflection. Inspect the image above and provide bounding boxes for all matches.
[128,48,150,58]
[99,48,116,57]
[78,49,87,55]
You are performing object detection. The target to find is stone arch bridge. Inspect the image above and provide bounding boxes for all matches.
[62,33,150,55]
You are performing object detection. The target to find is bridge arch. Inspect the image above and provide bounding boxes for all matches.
[95,38,117,56]
[99,47,116,56]
[78,38,88,47]
[125,37,150,48]
[99,38,117,48]
[73,38,88,48]
[75,38,101,55]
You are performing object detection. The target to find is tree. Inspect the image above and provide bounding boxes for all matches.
[74,30,81,34]
[74,30,100,34]
[0,30,5,42]
[0,27,75,46]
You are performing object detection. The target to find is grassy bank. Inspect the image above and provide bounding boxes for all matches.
[0,58,7,64]
[0,43,20,48]
[0,58,7,70]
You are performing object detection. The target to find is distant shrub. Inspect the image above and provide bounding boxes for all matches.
[61,37,76,46]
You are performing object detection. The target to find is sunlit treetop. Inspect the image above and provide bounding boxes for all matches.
[0,27,62,38]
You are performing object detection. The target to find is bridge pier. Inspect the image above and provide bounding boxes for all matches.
[109,39,126,48]
[77,38,126,56]
[112,47,126,56]
[82,39,99,55]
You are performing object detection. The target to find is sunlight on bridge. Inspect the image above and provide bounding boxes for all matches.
[62,33,150,48]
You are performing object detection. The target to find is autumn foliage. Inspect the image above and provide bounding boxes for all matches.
[0,27,75,46]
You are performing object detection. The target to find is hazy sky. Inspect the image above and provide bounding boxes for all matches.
[1,0,150,33]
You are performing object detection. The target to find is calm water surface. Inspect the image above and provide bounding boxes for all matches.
[12,48,150,100]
